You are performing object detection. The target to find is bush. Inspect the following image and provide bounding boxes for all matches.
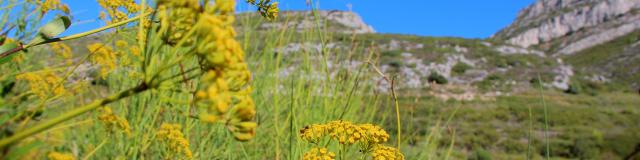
[565,84,581,95]
[428,72,448,84]
[468,149,492,160]
[452,62,472,75]
[502,139,527,154]
[529,77,545,88]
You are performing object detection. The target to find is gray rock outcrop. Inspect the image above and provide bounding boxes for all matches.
[495,0,640,54]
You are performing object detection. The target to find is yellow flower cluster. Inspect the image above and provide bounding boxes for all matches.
[299,124,328,143]
[197,0,257,142]
[113,40,141,66]
[47,152,75,160]
[156,123,193,158]
[157,0,258,141]
[50,42,73,64]
[156,0,199,45]
[29,0,70,14]
[302,147,336,160]
[299,121,389,145]
[371,145,404,160]
[358,124,391,148]
[97,107,132,136]
[299,121,403,160]
[97,0,140,24]
[245,0,279,20]
[16,70,66,99]
[87,43,118,78]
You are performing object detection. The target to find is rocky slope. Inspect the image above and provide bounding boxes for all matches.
[494,0,640,89]
[239,10,375,34]
[240,4,640,100]
[494,0,640,53]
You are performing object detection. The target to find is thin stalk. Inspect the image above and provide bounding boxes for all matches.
[390,77,402,149]
[82,139,108,160]
[369,62,402,149]
[537,73,550,159]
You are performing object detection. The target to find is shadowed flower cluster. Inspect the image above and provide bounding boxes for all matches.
[302,147,336,160]
[300,120,403,160]
[97,106,132,136]
[156,123,193,158]
[16,70,66,99]
[97,0,141,24]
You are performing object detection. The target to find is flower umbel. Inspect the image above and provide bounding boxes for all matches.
[299,121,402,160]
[34,0,70,14]
[97,106,132,136]
[16,70,66,99]
[156,123,193,158]
[302,147,336,160]
[50,42,73,64]
[371,145,404,160]
[96,0,141,24]
[47,152,75,160]
[245,0,279,20]
[87,43,118,78]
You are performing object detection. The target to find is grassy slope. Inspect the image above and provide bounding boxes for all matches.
[392,91,640,159]
[564,30,640,90]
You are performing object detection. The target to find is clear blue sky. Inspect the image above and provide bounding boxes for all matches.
[61,0,534,38]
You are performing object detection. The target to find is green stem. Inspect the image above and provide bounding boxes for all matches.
[30,12,152,47]
[390,77,402,150]
[0,82,151,148]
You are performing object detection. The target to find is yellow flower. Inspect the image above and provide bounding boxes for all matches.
[263,2,279,20]
[177,0,258,142]
[39,0,70,14]
[97,0,141,24]
[47,152,75,160]
[16,70,66,99]
[115,40,128,48]
[97,106,132,136]
[246,0,279,20]
[300,124,328,143]
[87,43,117,78]
[302,147,336,160]
[371,145,404,160]
[358,124,390,147]
[51,42,72,59]
[129,45,141,56]
[156,123,193,158]
[300,121,390,146]
[50,42,73,64]
[157,0,199,45]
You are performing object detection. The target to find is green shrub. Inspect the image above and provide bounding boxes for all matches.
[565,84,581,95]
[468,148,492,160]
[502,139,527,154]
[571,136,601,159]
[452,62,472,75]
[529,77,545,88]
[428,72,448,84]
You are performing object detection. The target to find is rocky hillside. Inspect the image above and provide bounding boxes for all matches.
[494,0,640,90]
[494,0,640,53]
[240,5,640,99]
[239,10,375,34]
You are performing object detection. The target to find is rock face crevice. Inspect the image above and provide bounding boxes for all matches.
[494,0,640,54]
